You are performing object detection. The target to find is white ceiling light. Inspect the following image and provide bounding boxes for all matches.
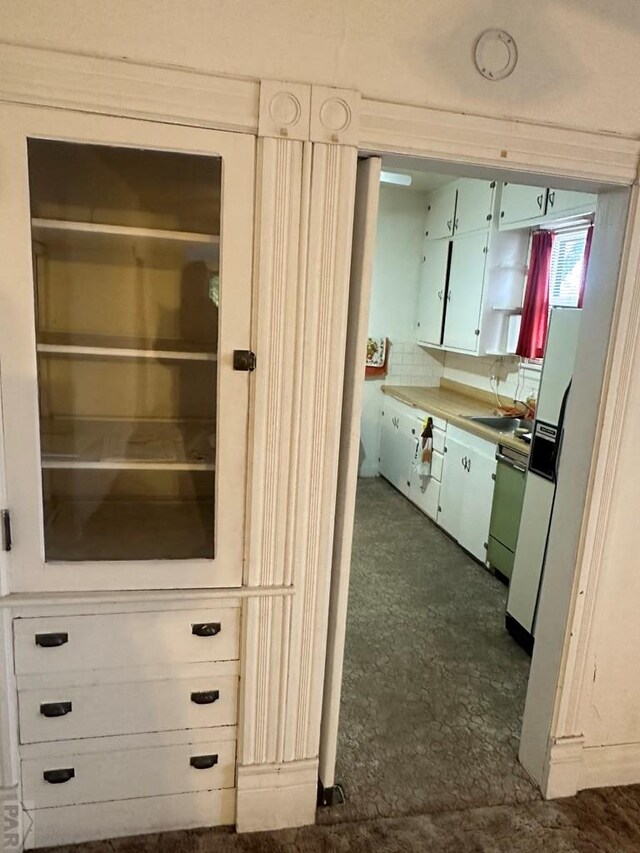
[380,170,412,187]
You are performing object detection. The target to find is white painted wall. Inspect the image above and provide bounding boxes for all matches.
[360,185,444,476]
[443,352,541,402]
[1,1,640,138]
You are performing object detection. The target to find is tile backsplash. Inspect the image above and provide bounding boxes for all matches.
[385,341,445,387]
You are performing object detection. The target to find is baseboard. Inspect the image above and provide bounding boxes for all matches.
[581,741,640,790]
[1,786,29,853]
[236,759,317,833]
[543,735,584,799]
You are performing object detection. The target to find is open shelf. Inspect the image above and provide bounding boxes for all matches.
[31,218,220,265]
[40,418,215,471]
[43,499,215,562]
[37,330,217,362]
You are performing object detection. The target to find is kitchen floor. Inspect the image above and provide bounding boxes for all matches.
[318,476,539,826]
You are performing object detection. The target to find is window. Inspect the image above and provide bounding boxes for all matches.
[548,228,589,308]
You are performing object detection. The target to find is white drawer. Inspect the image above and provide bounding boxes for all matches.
[413,416,446,455]
[431,450,444,482]
[14,608,240,675]
[22,737,236,809]
[18,674,237,744]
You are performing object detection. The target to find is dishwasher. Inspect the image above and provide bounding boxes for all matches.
[487,444,528,583]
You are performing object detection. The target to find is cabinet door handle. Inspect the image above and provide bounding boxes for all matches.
[446,218,452,232]
[438,290,443,299]
[447,290,452,302]
[454,218,459,231]
[40,701,72,718]
[536,193,544,210]
[191,622,221,638]
[35,632,69,648]
[190,690,220,705]
[43,768,75,785]
[548,190,555,208]
[467,458,472,472]
[190,754,218,770]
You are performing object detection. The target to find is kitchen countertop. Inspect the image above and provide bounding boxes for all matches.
[383,381,531,456]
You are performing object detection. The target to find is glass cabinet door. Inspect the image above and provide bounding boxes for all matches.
[0,107,254,591]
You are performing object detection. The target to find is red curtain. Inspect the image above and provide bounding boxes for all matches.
[516,231,554,360]
[577,225,594,308]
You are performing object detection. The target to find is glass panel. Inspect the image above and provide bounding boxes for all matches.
[28,140,221,561]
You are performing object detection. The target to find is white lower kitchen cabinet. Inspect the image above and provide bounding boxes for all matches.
[438,425,497,562]
[379,397,417,496]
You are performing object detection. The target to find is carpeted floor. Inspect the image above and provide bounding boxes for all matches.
[39,477,640,852]
[319,476,538,824]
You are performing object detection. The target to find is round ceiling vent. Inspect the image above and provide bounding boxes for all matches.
[474,29,518,81]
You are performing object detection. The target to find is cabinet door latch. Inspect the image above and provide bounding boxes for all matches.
[1,510,11,552]
[233,350,257,372]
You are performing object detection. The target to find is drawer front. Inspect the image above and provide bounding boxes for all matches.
[432,427,445,455]
[431,450,444,482]
[14,608,240,675]
[22,738,236,809]
[19,675,237,744]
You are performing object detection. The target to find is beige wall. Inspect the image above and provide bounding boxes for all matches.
[1,1,640,137]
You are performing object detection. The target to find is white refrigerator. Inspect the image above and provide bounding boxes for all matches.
[506,307,582,653]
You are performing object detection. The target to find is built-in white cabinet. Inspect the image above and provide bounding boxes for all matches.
[499,182,596,229]
[379,401,415,497]
[442,231,489,352]
[424,183,458,240]
[379,397,445,522]
[416,240,449,346]
[0,105,255,593]
[438,424,497,563]
[425,179,496,240]
[454,179,497,234]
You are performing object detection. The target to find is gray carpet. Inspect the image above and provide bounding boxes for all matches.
[319,476,538,824]
[40,477,640,852]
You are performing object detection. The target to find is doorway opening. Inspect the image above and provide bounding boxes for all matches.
[319,153,628,821]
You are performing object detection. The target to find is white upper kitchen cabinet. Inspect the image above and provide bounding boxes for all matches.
[545,188,597,219]
[417,239,450,346]
[453,179,497,235]
[499,182,548,227]
[443,231,489,352]
[424,183,458,240]
[0,104,254,592]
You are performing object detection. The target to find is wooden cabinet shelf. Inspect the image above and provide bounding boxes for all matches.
[40,417,215,471]
[32,218,220,266]
[37,331,217,362]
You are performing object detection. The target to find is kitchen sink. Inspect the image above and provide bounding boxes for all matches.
[468,415,533,434]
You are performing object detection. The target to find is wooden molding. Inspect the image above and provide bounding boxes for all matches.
[310,86,360,146]
[0,610,19,789]
[283,143,358,762]
[236,759,317,833]
[360,98,640,185]
[543,735,585,799]
[246,137,307,588]
[552,186,640,740]
[258,81,311,141]
[0,43,259,133]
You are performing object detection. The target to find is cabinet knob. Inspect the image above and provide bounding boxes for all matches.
[191,622,221,638]
[190,754,218,770]
[43,768,75,785]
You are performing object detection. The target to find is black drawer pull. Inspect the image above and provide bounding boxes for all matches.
[190,690,220,705]
[191,622,221,637]
[35,632,69,648]
[190,754,218,770]
[40,701,72,718]
[43,768,75,784]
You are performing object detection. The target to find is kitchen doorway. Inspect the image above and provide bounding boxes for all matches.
[319,152,629,816]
